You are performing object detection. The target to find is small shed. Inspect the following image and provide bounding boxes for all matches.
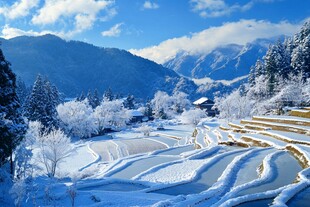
[193,97,217,116]
[129,110,145,123]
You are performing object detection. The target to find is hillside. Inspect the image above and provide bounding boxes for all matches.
[0,35,197,99]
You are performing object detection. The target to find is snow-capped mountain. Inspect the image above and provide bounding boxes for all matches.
[164,38,277,81]
[0,34,196,99]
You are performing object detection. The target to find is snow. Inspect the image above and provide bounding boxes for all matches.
[58,142,99,174]
[4,114,310,207]
[240,133,288,148]
[90,138,167,162]
[259,130,310,144]
[136,148,249,185]
[129,110,144,117]
[193,97,210,105]
[272,167,310,207]
[242,119,310,130]
[253,115,310,123]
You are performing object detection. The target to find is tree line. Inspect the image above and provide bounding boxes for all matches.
[215,20,310,120]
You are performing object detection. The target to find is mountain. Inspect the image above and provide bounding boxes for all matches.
[0,34,196,99]
[164,38,277,81]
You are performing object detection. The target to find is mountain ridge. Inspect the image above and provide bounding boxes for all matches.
[0,34,197,99]
[163,37,283,81]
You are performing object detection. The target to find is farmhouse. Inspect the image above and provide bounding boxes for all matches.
[193,97,217,116]
[129,110,145,123]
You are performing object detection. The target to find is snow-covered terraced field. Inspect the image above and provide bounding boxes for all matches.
[90,138,167,161]
[26,112,310,207]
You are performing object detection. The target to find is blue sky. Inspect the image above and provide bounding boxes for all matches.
[0,0,309,63]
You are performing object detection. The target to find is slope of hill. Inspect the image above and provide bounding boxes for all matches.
[164,38,276,81]
[0,35,196,99]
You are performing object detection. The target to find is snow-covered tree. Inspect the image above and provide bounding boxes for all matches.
[57,99,96,138]
[123,95,135,109]
[87,89,101,109]
[15,77,29,108]
[0,48,26,173]
[104,87,113,101]
[151,91,191,119]
[77,91,86,101]
[144,100,153,119]
[248,59,266,86]
[214,89,253,120]
[25,75,60,131]
[13,121,41,180]
[171,91,191,114]
[270,72,309,107]
[135,125,153,136]
[92,89,101,108]
[10,178,26,207]
[93,99,131,132]
[34,128,72,177]
[291,35,310,78]
[180,109,207,125]
[151,91,172,119]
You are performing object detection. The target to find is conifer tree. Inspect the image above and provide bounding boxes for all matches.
[104,87,113,101]
[77,91,86,101]
[16,77,29,108]
[124,95,135,109]
[291,33,310,78]
[0,48,26,173]
[92,89,100,108]
[86,90,93,105]
[144,100,153,119]
[25,75,60,131]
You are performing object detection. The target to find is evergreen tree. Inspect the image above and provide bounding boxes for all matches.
[77,91,86,101]
[276,41,292,79]
[92,89,101,108]
[0,48,26,173]
[25,75,60,131]
[263,41,290,95]
[124,95,135,109]
[104,87,113,101]
[15,77,29,108]
[249,59,266,86]
[144,100,153,118]
[86,90,93,106]
[291,34,310,79]
[248,65,256,87]
[87,89,100,108]
[44,79,60,129]
[293,21,310,46]
[25,75,46,124]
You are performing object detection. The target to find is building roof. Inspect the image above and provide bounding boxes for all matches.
[193,97,211,105]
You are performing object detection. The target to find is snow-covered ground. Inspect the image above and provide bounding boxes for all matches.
[3,114,310,207]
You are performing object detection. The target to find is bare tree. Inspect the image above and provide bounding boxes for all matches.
[35,128,73,177]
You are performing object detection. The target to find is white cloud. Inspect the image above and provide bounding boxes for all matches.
[100,7,117,22]
[75,13,96,32]
[129,19,302,64]
[31,0,113,31]
[0,0,39,19]
[142,1,159,10]
[190,0,278,18]
[0,24,57,39]
[101,23,123,37]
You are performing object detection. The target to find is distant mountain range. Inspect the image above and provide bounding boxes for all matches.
[0,35,280,100]
[0,35,196,99]
[164,38,278,81]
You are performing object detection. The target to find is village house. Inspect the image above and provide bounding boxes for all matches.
[193,97,218,116]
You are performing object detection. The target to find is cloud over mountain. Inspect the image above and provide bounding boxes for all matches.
[130,19,301,64]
